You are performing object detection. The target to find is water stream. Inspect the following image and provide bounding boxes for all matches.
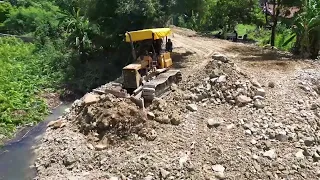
[0,103,71,180]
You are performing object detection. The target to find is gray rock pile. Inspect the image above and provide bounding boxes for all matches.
[185,56,267,109]
[296,69,320,96]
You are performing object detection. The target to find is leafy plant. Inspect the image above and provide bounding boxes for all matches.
[0,37,65,138]
[291,0,320,58]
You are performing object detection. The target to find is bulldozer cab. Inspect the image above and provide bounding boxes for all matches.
[122,28,173,91]
[125,28,172,60]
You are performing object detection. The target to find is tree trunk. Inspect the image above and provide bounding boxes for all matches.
[270,20,277,47]
[265,2,268,25]
[310,33,320,59]
[270,0,278,47]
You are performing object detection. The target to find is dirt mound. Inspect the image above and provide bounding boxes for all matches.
[48,92,149,146]
[77,94,147,141]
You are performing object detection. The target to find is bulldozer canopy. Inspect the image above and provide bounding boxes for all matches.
[125,28,171,42]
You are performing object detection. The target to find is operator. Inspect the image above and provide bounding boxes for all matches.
[154,39,163,55]
[166,39,173,52]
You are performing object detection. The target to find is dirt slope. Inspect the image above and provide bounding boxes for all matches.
[34,27,320,180]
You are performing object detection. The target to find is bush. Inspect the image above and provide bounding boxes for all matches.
[3,3,60,34]
[0,37,64,136]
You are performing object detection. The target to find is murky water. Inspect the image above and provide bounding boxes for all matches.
[0,104,70,180]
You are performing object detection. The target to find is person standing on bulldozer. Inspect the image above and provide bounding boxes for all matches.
[154,39,163,55]
[166,39,173,52]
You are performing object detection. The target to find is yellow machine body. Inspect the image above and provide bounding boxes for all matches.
[122,28,181,100]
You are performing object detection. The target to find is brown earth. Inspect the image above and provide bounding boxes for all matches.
[34,26,320,180]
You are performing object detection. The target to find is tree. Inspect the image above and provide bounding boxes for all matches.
[209,0,264,33]
[266,0,303,47]
[0,1,13,24]
[58,7,99,63]
[287,0,320,58]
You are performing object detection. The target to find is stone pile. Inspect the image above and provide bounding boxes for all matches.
[185,54,267,109]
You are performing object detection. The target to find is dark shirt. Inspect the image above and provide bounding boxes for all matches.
[166,41,172,51]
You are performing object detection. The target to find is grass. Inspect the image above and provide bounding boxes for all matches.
[207,24,295,52]
[236,24,256,35]
[235,24,294,51]
[0,37,63,140]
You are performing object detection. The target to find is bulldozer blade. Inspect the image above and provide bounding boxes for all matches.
[130,95,144,110]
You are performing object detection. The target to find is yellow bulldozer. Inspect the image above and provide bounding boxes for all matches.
[96,28,182,108]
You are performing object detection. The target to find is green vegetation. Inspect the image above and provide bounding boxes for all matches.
[0,37,64,136]
[0,0,319,141]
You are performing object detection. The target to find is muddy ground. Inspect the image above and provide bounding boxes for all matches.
[34,27,320,180]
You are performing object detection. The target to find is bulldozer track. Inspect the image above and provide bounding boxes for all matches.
[142,69,182,101]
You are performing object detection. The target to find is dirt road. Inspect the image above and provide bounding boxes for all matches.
[35,27,320,180]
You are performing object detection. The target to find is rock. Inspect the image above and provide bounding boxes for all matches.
[255,88,266,97]
[95,144,107,151]
[144,176,153,180]
[264,141,272,150]
[160,168,170,178]
[87,144,94,150]
[0,134,5,140]
[214,172,226,180]
[245,130,252,135]
[263,149,276,159]
[253,95,265,100]
[295,149,305,159]
[268,131,276,139]
[253,161,261,171]
[83,93,99,105]
[171,83,178,91]
[236,95,252,105]
[251,79,262,88]
[147,112,155,120]
[304,137,315,146]
[275,130,288,142]
[252,154,259,160]
[146,129,157,141]
[217,75,227,83]
[243,123,253,130]
[211,164,225,180]
[207,118,223,128]
[170,113,182,125]
[206,83,212,91]
[155,115,170,124]
[109,177,119,180]
[268,82,275,88]
[210,78,218,84]
[210,69,223,78]
[313,152,320,161]
[250,139,257,145]
[187,104,198,112]
[47,119,66,129]
[63,155,76,166]
[316,146,320,154]
[226,124,235,130]
[179,152,190,168]
[302,148,312,156]
[212,53,229,63]
[212,164,225,172]
[254,99,265,109]
[311,104,318,110]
